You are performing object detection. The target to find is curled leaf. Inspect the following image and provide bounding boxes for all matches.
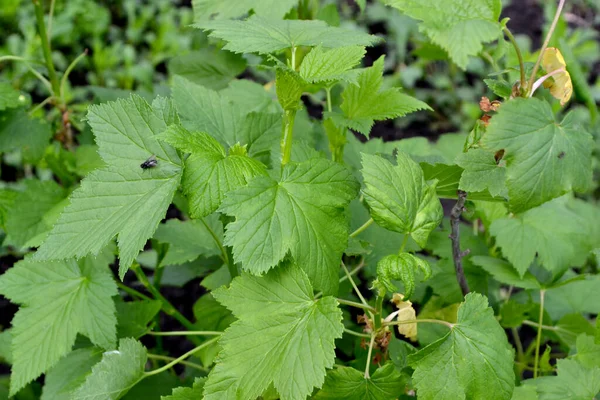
[391,294,417,341]
[540,47,573,106]
[375,253,431,299]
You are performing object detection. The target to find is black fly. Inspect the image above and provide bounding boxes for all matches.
[140,155,158,169]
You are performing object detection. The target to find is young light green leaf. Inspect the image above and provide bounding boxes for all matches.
[168,49,246,90]
[220,157,359,294]
[482,98,593,213]
[408,293,515,400]
[34,96,182,277]
[160,125,267,218]
[72,338,147,400]
[314,363,405,400]
[362,152,443,247]
[5,180,67,249]
[204,261,343,400]
[153,217,222,265]
[329,57,430,136]
[276,68,306,110]
[376,253,431,299]
[116,299,162,339]
[575,334,600,369]
[299,46,366,84]
[161,377,206,400]
[197,16,380,55]
[490,197,598,276]
[455,148,507,198]
[384,0,502,69]
[0,82,21,110]
[193,0,297,21]
[41,348,103,400]
[533,359,600,400]
[0,256,117,396]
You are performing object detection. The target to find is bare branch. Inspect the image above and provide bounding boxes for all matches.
[450,190,470,296]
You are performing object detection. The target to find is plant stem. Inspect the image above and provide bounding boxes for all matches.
[147,354,208,372]
[533,290,546,379]
[364,333,376,378]
[32,0,60,97]
[0,55,52,92]
[450,190,470,296]
[325,86,332,112]
[291,46,297,70]
[149,331,222,336]
[59,49,87,100]
[199,217,232,269]
[522,320,565,333]
[337,298,376,313]
[350,218,374,238]
[503,26,526,93]
[144,337,219,377]
[131,265,201,345]
[314,259,365,299]
[511,327,525,365]
[280,109,297,167]
[341,261,370,309]
[344,328,371,339]
[526,0,566,95]
[46,0,55,37]
[385,318,454,329]
[399,235,409,253]
[116,281,152,301]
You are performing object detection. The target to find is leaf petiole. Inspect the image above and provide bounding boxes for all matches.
[144,336,220,377]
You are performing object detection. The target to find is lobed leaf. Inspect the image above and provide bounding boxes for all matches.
[455,148,507,198]
[192,0,297,21]
[299,45,366,84]
[204,261,343,400]
[161,377,206,400]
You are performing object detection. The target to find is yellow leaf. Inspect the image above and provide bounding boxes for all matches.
[392,293,417,341]
[541,47,573,106]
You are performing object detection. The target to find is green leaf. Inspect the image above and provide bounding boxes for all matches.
[533,359,600,400]
[221,157,359,294]
[361,152,443,247]
[5,180,67,249]
[0,329,12,364]
[204,261,343,400]
[161,378,206,400]
[408,293,515,400]
[299,45,366,84]
[376,253,431,299]
[34,96,182,277]
[116,299,162,339]
[221,80,281,115]
[490,197,597,276]
[0,108,52,163]
[481,98,593,213]
[72,338,147,400]
[153,217,222,265]
[0,256,117,396]
[384,0,502,69]
[41,348,103,400]
[275,68,306,110]
[470,256,540,289]
[575,334,600,369]
[330,57,430,136]
[160,125,267,218]
[455,148,507,198]
[168,49,246,91]
[197,16,380,55]
[484,78,513,99]
[193,0,297,21]
[314,363,405,400]
[0,82,21,110]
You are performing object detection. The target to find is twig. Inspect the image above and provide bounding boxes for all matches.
[450,190,470,296]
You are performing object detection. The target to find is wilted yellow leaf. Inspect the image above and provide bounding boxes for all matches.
[541,47,573,106]
[391,293,417,341]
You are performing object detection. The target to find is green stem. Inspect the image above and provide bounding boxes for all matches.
[46,0,55,37]
[149,331,222,336]
[341,261,370,309]
[199,217,233,273]
[147,354,208,372]
[364,333,376,379]
[325,87,333,112]
[59,49,87,100]
[0,56,52,92]
[526,0,566,95]
[337,298,376,313]
[399,235,409,254]
[344,328,371,339]
[511,327,525,366]
[374,294,384,330]
[32,0,60,97]
[533,290,546,379]
[144,337,219,377]
[131,264,201,345]
[291,46,297,70]
[314,259,365,299]
[385,318,454,330]
[116,281,152,301]
[280,109,297,167]
[350,218,374,238]
[502,26,527,94]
